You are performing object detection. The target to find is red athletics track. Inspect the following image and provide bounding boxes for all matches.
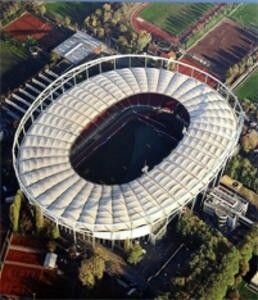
[178,57,218,88]
[0,234,46,297]
[0,264,42,296]
[6,249,43,265]
[3,12,52,42]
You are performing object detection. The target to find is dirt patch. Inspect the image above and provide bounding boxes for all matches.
[189,18,258,80]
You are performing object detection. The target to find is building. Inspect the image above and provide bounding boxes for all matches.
[249,271,258,293]
[203,184,249,231]
[53,31,108,65]
[12,54,244,246]
[44,253,58,269]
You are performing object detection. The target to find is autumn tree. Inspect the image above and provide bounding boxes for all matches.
[79,255,105,288]
[38,5,46,16]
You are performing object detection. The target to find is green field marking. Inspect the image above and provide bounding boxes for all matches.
[230,4,258,27]
[140,3,213,36]
[45,2,101,25]
[235,69,258,103]
[0,41,29,77]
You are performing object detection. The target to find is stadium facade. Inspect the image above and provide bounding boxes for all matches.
[13,55,244,246]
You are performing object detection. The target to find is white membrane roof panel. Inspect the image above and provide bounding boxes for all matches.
[17,67,238,240]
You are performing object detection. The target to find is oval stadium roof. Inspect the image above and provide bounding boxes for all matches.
[16,66,238,240]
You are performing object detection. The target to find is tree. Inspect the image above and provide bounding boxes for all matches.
[119,23,128,33]
[95,8,102,18]
[9,189,23,232]
[64,16,71,27]
[38,5,46,16]
[50,225,60,240]
[84,16,91,30]
[172,276,186,287]
[91,15,98,28]
[238,223,258,275]
[112,10,121,25]
[79,255,105,288]
[50,51,60,63]
[97,28,105,39]
[103,3,111,12]
[117,35,128,48]
[127,243,144,265]
[103,11,112,23]
[136,31,152,52]
[35,205,44,233]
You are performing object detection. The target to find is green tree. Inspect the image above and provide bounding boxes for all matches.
[127,243,144,265]
[50,225,60,240]
[35,205,44,233]
[9,190,23,232]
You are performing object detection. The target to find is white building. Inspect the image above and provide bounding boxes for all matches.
[203,184,249,231]
[53,31,107,64]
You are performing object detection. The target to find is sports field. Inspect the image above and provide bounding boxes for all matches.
[235,70,258,103]
[139,3,213,36]
[189,19,258,80]
[230,4,258,28]
[3,12,52,42]
[78,118,176,185]
[72,95,188,185]
[0,41,29,77]
[46,2,101,25]
[0,40,49,93]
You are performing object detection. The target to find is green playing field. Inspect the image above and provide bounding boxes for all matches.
[235,70,258,103]
[45,2,101,25]
[140,3,214,36]
[230,4,258,28]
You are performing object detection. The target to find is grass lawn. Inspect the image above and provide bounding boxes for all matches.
[0,40,49,93]
[235,69,258,103]
[140,3,214,36]
[239,281,258,300]
[0,41,29,78]
[45,2,101,25]
[230,4,258,27]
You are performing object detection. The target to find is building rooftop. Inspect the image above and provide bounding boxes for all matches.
[53,31,106,64]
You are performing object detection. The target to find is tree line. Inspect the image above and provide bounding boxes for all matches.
[83,3,152,53]
[158,211,258,300]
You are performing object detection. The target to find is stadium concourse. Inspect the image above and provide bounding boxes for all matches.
[13,55,244,247]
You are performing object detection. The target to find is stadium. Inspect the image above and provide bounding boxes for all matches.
[13,54,244,246]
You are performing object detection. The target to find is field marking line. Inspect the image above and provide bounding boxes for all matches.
[146,243,184,283]
[2,11,27,29]
[5,260,44,269]
[186,3,243,52]
[231,63,258,91]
